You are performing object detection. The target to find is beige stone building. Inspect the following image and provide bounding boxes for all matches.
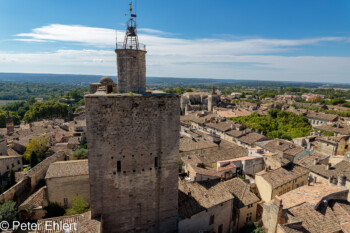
[314,135,350,156]
[256,138,305,162]
[309,160,350,201]
[306,111,339,126]
[45,160,89,208]
[255,165,309,202]
[0,155,23,186]
[178,178,260,233]
[314,123,350,136]
[262,177,349,233]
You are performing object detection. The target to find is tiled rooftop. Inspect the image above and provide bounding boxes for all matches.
[237,132,269,145]
[270,177,348,210]
[309,160,350,181]
[45,160,89,179]
[179,136,218,152]
[256,165,309,188]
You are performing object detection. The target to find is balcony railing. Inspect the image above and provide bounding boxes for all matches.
[116,42,146,51]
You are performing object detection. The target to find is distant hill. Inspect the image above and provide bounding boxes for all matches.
[0,72,349,89]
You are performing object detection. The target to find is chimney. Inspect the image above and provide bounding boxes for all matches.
[323,200,328,207]
[326,163,331,170]
[274,196,283,207]
[328,176,334,185]
[338,174,347,187]
[314,158,319,165]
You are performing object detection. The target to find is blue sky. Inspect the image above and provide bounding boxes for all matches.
[0,0,350,83]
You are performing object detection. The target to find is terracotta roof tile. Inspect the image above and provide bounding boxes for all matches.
[45,160,89,179]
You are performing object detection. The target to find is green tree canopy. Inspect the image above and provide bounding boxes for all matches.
[23,136,49,161]
[72,148,88,160]
[44,202,65,218]
[23,100,68,123]
[229,109,312,140]
[65,196,89,216]
[0,201,17,223]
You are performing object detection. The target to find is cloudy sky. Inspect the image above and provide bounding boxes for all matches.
[0,0,350,83]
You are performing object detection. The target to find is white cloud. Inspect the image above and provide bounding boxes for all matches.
[1,24,349,83]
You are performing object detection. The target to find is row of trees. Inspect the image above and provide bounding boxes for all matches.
[229,109,312,140]
[23,101,69,123]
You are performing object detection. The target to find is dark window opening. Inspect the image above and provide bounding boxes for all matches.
[209,215,215,225]
[117,161,121,172]
[218,224,223,233]
[155,157,158,168]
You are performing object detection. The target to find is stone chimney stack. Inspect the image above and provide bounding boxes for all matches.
[338,174,347,187]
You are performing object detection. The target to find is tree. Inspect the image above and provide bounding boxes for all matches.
[0,201,17,224]
[184,88,193,93]
[23,136,49,161]
[174,87,184,95]
[72,148,88,160]
[23,100,69,123]
[229,109,312,140]
[240,222,265,233]
[29,151,39,168]
[65,196,89,216]
[8,170,16,187]
[44,202,65,218]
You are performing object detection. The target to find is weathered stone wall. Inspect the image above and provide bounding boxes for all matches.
[115,49,147,94]
[0,151,65,204]
[0,156,23,179]
[46,174,90,208]
[178,200,232,233]
[27,151,66,191]
[85,93,179,233]
[0,178,29,203]
[0,136,7,155]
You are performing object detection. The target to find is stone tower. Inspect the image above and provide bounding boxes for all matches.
[208,85,219,112]
[85,3,180,233]
[6,112,14,135]
[115,3,146,94]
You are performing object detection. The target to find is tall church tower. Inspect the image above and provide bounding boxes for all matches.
[85,2,180,232]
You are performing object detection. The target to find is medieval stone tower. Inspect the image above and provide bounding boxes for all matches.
[6,112,14,135]
[208,85,220,112]
[85,2,180,233]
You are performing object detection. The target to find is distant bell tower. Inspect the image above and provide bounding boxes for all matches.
[6,112,14,135]
[115,2,147,94]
